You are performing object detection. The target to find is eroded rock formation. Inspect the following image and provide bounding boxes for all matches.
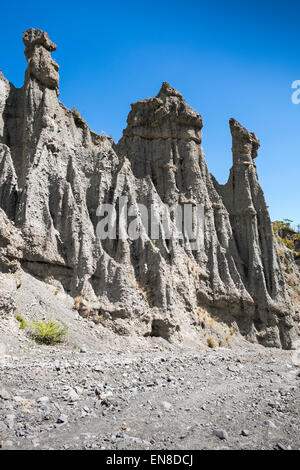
[0,29,298,348]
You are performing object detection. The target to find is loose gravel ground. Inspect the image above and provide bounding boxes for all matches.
[0,273,299,450]
[0,342,299,450]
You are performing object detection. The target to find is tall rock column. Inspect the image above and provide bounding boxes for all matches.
[217,118,295,347]
[23,28,59,89]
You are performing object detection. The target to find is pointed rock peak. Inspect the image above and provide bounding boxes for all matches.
[121,82,203,142]
[229,118,260,144]
[229,118,260,161]
[157,82,183,99]
[23,28,59,90]
[23,28,57,52]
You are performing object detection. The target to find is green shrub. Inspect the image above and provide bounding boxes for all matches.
[71,106,86,124]
[15,314,27,329]
[30,320,67,345]
[273,220,294,231]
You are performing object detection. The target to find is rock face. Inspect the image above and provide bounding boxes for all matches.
[0,29,298,348]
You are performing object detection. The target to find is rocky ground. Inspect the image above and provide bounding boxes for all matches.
[0,344,299,451]
[0,273,299,450]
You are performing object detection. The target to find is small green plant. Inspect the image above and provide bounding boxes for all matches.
[30,320,67,345]
[15,314,27,329]
[273,220,294,232]
[282,218,293,229]
[293,285,300,295]
[282,238,294,250]
[54,290,59,296]
[72,106,86,124]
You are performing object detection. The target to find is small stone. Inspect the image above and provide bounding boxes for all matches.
[80,346,87,353]
[67,388,79,402]
[0,388,11,400]
[276,442,288,450]
[241,429,249,436]
[4,414,15,429]
[264,420,276,428]
[57,414,68,424]
[279,386,294,396]
[161,401,172,411]
[213,429,228,440]
[227,365,239,373]
[37,396,50,405]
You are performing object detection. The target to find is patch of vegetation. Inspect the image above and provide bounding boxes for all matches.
[274,219,294,231]
[277,247,285,261]
[281,237,294,250]
[71,106,86,124]
[286,279,300,296]
[74,296,82,310]
[293,285,300,295]
[197,307,215,327]
[14,314,27,329]
[274,220,300,255]
[30,320,67,345]
[207,337,216,348]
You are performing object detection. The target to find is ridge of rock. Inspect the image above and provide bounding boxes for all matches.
[0,29,298,349]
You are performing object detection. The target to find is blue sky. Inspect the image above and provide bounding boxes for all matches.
[0,0,299,225]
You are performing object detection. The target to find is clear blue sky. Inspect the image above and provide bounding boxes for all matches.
[1,0,299,225]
